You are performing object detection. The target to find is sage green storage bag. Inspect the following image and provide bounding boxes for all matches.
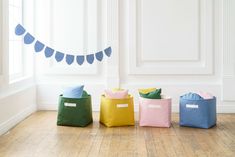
[57,92,93,127]
[139,88,162,99]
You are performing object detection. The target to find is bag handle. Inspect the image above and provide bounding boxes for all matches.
[186,104,199,109]
[64,102,77,107]
[116,103,128,108]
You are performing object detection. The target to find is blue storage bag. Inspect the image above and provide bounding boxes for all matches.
[179,93,216,129]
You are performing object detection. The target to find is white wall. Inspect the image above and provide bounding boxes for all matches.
[0,0,37,136]
[0,85,36,135]
[35,0,107,110]
[35,0,235,112]
[0,0,234,136]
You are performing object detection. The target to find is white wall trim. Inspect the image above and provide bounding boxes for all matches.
[37,82,235,113]
[222,0,235,101]
[0,0,9,86]
[0,0,3,78]
[0,104,37,136]
[105,0,120,88]
[128,0,214,75]
[38,102,100,111]
[44,0,99,76]
[171,104,235,114]
[0,80,35,99]
[37,103,58,111]
[34,0,234,114]
[38,103,235,114]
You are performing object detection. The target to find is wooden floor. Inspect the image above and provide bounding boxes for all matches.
[0,112,235,157]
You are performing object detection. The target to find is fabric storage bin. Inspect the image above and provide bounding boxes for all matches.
[139,96,171,127]
[100,95,135,127]
[179,96,216,129]
[57,94,93,127]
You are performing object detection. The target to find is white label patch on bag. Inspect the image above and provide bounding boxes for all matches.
[64,103,76,107]
[186,104,198,108]
[117,104,128,108]
[148,104,161,109]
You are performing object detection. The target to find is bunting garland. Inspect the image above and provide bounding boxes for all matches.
[15,24,112,65]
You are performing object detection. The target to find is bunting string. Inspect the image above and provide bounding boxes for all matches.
[15,24,112,65]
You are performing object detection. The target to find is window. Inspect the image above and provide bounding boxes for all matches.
[8,0,34,82]
[9,0,24,79]
[0,1,2,76]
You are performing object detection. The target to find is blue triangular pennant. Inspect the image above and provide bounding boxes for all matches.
[15,24,26,36]
[44,47,54,58]
[104,47,112,57]
[86,54,94,64]
[14,24,113,66]
[95,51,103,62]
[66,54,74,65]
[55,51,64,62]
[76,55,84,65]
[24,33,35,44]
[34,40,45,52]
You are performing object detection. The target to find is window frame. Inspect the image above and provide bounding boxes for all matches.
[0,0,35,94]
[0,0,2,80]
[8,0,25,80]
[7,0,35,83]
[0,0,9,87]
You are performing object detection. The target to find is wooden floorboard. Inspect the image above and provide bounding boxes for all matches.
[0,111,235,157]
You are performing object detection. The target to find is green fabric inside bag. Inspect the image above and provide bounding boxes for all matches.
[82,90,89,97]
[57,91,93,127]
[139,88,162,99]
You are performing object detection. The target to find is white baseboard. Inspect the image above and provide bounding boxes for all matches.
[171,104,235,113]
[38,103,100,111]
[38,103,235,113]
[37,104,58,111]
[37,83,235,113]
[0,104,37,136]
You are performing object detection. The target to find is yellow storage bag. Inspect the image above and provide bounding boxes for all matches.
[100,95,135,127]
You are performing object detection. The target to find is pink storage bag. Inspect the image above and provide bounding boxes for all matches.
[139,96,172,127]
